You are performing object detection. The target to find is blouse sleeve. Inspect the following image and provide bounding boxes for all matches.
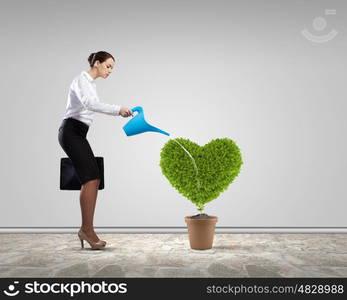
[75,75,121,116]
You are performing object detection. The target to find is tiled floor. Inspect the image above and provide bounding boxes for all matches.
[0,233,346,277]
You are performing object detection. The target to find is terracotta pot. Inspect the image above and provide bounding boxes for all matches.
[185,215,218,250]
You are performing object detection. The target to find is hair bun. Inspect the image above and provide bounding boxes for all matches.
[87,51,114,67]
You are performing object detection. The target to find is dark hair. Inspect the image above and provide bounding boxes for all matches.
[87,51,115,67]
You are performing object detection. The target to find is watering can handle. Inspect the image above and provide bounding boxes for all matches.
[130,106,143,115]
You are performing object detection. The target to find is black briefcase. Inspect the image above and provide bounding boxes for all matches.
[60,157,104,190]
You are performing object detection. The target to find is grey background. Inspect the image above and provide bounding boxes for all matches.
[0,0,346,230]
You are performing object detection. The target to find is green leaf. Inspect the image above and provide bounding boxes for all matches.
[160,138,243,211]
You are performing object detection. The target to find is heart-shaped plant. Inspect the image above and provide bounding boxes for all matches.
[160,138,242,211]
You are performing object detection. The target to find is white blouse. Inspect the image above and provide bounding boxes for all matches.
[63,71,121,126]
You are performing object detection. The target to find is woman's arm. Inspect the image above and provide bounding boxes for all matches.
[76,76,121,116]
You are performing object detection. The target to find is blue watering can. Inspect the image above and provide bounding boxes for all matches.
[123,106,170,136]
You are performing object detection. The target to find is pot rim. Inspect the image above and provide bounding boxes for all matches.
[185,215,218,220]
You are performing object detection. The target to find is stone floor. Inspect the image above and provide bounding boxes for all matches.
[0,233,346,278]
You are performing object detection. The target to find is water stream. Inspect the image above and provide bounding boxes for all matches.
[168,136,201,190]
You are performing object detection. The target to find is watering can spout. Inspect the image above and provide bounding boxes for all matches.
[148,125,170,136]
[122,106,170,137]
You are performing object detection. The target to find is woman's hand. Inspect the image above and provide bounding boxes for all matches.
[119,107,133,118]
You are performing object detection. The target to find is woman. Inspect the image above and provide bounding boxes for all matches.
[58,51,132,250]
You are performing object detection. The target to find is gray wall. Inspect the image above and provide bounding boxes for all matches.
[0,0,346,230]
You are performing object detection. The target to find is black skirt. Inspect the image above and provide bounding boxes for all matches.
[58,117,101,185]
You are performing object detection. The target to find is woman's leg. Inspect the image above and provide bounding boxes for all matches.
[79,178,101,242]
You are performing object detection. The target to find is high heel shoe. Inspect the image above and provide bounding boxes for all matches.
[78,229,106,250]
